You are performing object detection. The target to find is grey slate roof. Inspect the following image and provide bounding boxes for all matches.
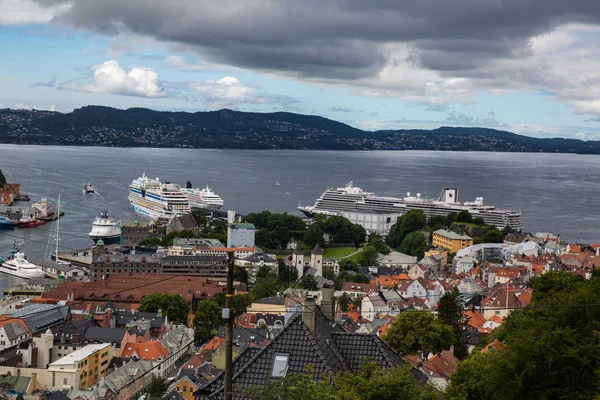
[175,215,200,231]
[53,319,98,343]
[3,322,29,341]
[311,244,323,255]
[197,308,412,399]
[241,253,276,263]
[83,327,126,344]
[252,296,284,306]
[11,304,70,334]
[115,311,165,329]
[45,392,70,400]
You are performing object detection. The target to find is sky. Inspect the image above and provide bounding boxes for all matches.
[3,1,600,139]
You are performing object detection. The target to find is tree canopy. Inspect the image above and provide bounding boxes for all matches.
[193,299,222,344]
[446,272,600,400]
[383,310,454,358]
[303,223,325,248]
[399,231,428,258]
[138,293,190,325]
[357,245,379,266]
[241,363,438,400]
[437,287,468,359]
[146,376,168,399]
[387,210,426,249]
[0,170,5,188]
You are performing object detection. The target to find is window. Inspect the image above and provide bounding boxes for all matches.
[63,378,68,385]
[271,354,289,378]
[183,387,187,392]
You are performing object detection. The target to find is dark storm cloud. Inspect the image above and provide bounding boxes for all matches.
[33,0,600,79]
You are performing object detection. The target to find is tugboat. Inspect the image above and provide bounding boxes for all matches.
[17,216,45,228]
[0,216,16,230]
[84,182,95,193]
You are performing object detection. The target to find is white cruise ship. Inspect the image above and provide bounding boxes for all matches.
[299,182,523,231]
[89,211,121,245]
[128,173,191,221]
[181,181,224,210]
[1,252,45,279]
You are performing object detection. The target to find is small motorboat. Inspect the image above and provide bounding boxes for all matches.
[17,216,45,228]
[84,182,95,193]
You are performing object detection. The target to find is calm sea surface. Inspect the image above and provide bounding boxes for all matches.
[0,146,599,289]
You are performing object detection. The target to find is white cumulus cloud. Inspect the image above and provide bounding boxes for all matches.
[60,60,166,98]
[188,76,257,104]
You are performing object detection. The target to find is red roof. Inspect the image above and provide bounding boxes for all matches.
[120,341,168,360]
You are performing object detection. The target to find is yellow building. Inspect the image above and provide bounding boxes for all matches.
[432,229,473,253]
[48,343,112,389]
[170,376,200,400]
[424,247,448,267]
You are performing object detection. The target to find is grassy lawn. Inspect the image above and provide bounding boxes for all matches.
[452,222,486,228]
[323,247,358,259]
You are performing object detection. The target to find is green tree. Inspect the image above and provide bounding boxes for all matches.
[472,217,486,227]
[479,228,503,243]
[193,299,222,344]
[234,265,249,285]
[0,170,5,188]
[338,293,352,312]
[383,310,454,357]
[138,293,190,325]
[437,287,469,359]
[303,224,325,248]
[502,224,515,235]
[255,229,275,249]
[242,363,438,400]
[351,224,367,248]
[146,376,168,399]
[299,274,318,290]
[273,226,292,249]
[278,260,299,284]
[323,268,335,280]
[357,246,378,266]
[338,259,358,271]
[455,210,473,223]
[399,231,427,258]
[368,234,390,255]
[445,352,499,400]
[137,237,162,247]
[386,210,426,249]
[191,209,207,229]
[447,272,600,400]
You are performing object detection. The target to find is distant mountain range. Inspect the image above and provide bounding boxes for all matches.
[0,105,599,153]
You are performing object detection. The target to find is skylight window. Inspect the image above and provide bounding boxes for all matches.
[271,354,289,378]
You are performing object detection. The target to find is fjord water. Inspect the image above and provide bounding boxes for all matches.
[1,145,599,261]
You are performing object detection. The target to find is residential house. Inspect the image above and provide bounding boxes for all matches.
[246,296,285,315]
[481,285,531,319]
[424,247,448,267]
[341,282,378,298]
[408,264,429,281]
[397,279,427,299]
[407,350,459,392]
[0,320,30,351]
[195,288,426,399]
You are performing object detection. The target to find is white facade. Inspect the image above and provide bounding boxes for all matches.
[339,211,402,235]
[227,223,256,248]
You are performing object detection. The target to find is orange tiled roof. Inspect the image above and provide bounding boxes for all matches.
[201,336,224,352]
[482,339,506,353]
[182,354,204,370]
[487,315,504,324]
[463,310,486,330]
[120,341,168,360]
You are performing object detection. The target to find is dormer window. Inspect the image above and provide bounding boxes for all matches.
[271,353,289,378]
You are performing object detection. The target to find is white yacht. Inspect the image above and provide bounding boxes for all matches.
[1,252,45,279]
[181,181,224,210]
[89,211,121,245]
[129,173,191,221]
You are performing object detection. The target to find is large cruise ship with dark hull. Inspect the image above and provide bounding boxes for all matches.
[299,182,523,231]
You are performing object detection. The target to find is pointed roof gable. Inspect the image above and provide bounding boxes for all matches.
[311,244,323,255]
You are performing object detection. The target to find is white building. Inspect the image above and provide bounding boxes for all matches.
[378,251,418,268]
[227,223,256,248]
[0,321,30,351]
[339,211,402,236]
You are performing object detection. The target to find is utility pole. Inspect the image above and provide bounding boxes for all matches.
[224,251,234,400]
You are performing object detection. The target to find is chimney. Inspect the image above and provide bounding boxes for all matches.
[302,295,317,336]
[449,345,454,355]
[321,282,335,322]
